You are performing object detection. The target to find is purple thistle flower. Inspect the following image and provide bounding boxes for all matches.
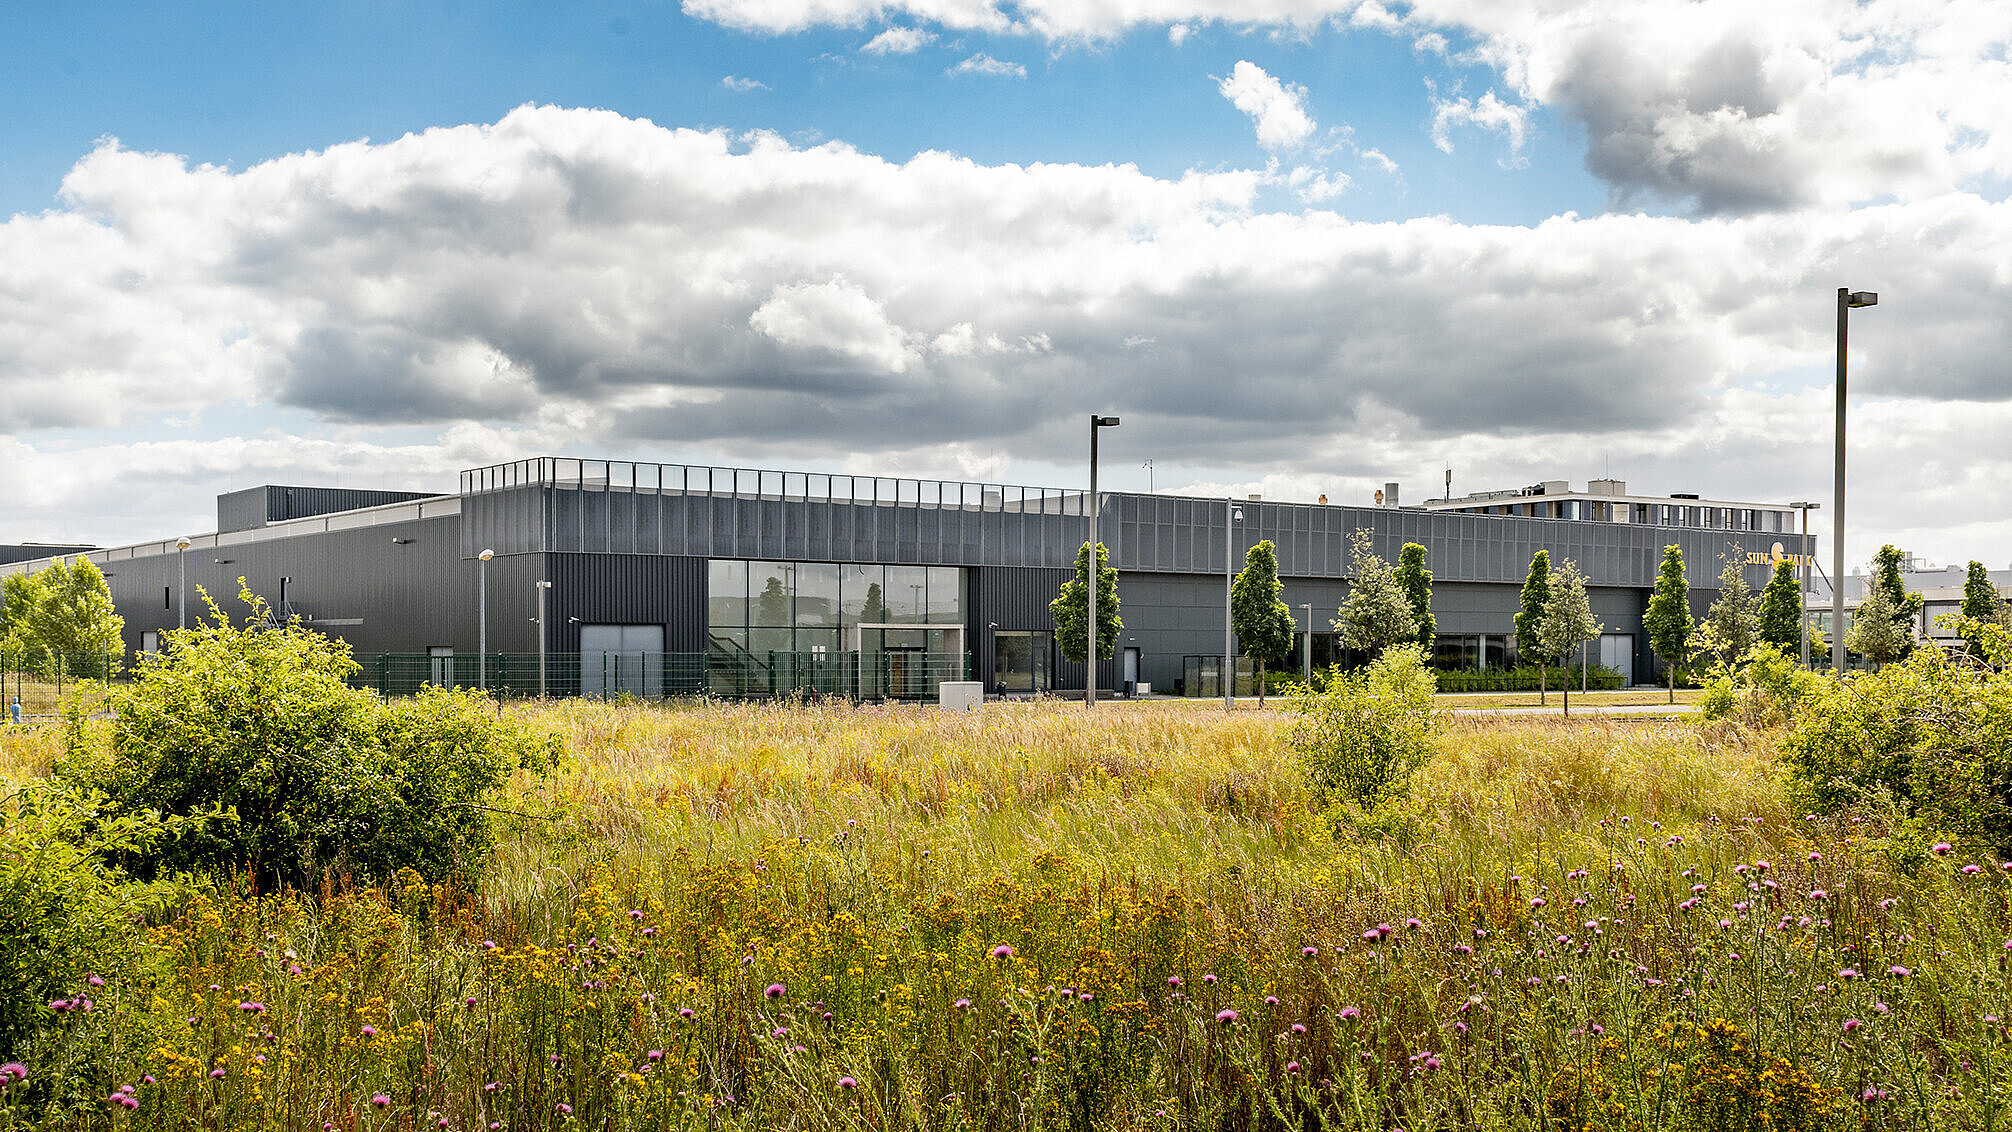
[1286,1060,1302,1074]
[838,1076,858,1089]
[952,998,971,1011]
[0,1063,24,1083]
[1264,996,1279,1006]
[765,983,786,999]
[1890,965,1911,977]
[647,1050,663,1061]
[1844,1018,1862,1032]
[360,1025,377,1037]
[1300,946,1318,957]
[1215,1009,1238,1024]
[990,944,1013,960]
[209,1068,226,1079]
[372,1095,390,1107]
[1965,864,1983,875]
[1291,1023,1307,1034]
[1339,1005,1360,1021]
[1167,976,1182,988]
[87,974,105,987]
[556,1103,572,1116]
[1934,842,1953,856]
[1202,974,1217,985]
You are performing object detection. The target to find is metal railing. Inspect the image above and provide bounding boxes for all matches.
[359,650,972,702]
[462,457,1090,516]
[2,649,123,719]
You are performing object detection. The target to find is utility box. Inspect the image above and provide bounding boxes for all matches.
[939,682,984,712]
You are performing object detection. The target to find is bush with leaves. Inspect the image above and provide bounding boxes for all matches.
[1780,619,2012,853]
[64,587,558,890]
[1287,643,1438,814]
[0,782,182,1060]
[1698,642,1825,730]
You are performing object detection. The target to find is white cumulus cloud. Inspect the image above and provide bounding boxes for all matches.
[949,52,1026,77]
[1429,88,1530,164]
[861,26,935,53]
[721,75,771,91]
[1218,60,1317,153]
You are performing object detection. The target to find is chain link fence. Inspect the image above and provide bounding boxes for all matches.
[1,649,122,722]
[357,650,972,702]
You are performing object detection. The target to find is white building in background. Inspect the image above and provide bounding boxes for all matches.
[1423,478,1804,538]
[1807,555,2012,648]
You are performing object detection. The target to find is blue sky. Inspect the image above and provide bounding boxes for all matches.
[1,2,1598,225]
[0,0,2008,569]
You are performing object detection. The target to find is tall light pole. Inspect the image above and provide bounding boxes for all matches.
[1300,602,1313,686]
[1833,288,1878,674]
[1086,414,1120,707]
[174,536,191,629]
[1789,502,1819,668]
[1224,498,1243,710]
[535,579,552,697]
[477,549,494,691]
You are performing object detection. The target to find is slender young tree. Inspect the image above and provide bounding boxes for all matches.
[1868,544,1925,658]
[1757,558,1803,654]
[1845,580,1912,669]
[1514,549,1552,704]
[1050,542,1121,667]
[1643,544,1693,704]
[1697,555,1760,668]
[1536,558,1602,717]
[1333,529,1418,659]
[1960,560,2009,659]
[1230,539,1296,704]
[1395,543,1435,654]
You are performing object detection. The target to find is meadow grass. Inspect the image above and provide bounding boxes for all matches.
[9,698,2012,1130]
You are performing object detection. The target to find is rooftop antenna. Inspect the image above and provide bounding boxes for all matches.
[1141,459,1154,493]
[1444,466,1452,500]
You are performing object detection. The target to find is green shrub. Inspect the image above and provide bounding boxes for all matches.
[1698,643,1824,728]
[64,588,559,890]
[1432,664,1621,693]
[0,782,181,1058]
[1287,643,1438,812]
[1780,624,2012,853]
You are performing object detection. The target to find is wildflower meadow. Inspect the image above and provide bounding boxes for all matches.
[6,690,2012,1130]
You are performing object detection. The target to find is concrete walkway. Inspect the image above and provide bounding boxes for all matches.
[1449,701,1698,717]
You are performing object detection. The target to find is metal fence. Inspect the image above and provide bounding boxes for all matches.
[359,650,972,702]
[2,649,122,719]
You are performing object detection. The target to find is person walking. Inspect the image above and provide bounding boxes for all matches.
[8,697,20,724]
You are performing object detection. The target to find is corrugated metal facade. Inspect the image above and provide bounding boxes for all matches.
[218,486,437,533]
[542,553,708,654]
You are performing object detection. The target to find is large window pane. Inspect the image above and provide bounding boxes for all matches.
[842,564,887,624]
[926,566,963,622]
[750,627,794,656]
[708,560,747,629]
[795,563,840,627]
[751,561,793,626]
[886,565,929,624]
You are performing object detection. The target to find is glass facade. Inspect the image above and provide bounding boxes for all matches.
[708,560,967,653]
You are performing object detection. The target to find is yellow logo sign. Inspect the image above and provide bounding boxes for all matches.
[1748,542,1812,567]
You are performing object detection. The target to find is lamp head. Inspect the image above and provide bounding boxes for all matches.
[479,548,494,562]
[175,536,191,551]
[1092,415,1121,427]
[1232,505,1244,522]
[1847,291,1878,308]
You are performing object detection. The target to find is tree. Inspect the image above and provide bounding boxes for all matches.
[1643,545,1694,704]
[1758,558,1804,655]
[1514,550,1552,704]
[67,585,557,890]
[1231,540,1296,704]
[1846,581,1914,668]
[0,555,125,678]
[1396,543,1435,653]
[859,583,888,625]
[1959,560,2008,659]
[1536,558,1603,716]
[1333,529,1417,659]
[1868,544,1925,659]
[1050,541,1121,666]
[1694,555,1759,668]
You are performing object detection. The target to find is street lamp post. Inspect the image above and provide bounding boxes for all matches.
[175,536,191,629]
[1833,288,1878,674]
[536,579,552,697]
[478,549,494,691]
[1789,502,1819,668]
[1086,414,1120,707]
[1301,602,1313,686]
[1224,498,1243,710]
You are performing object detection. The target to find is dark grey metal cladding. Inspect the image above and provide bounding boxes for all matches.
[467,484,1097,569]
[968,566,1102,688]
[218,486,437,534]
[101,512,528,657]
[542,552,707,654]
[1102,492,1792,590]
[0,544,94,566]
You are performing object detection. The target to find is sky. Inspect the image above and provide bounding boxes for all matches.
[1,0,2008,575]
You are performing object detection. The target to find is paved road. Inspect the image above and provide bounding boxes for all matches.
[1449,702,1698,717]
